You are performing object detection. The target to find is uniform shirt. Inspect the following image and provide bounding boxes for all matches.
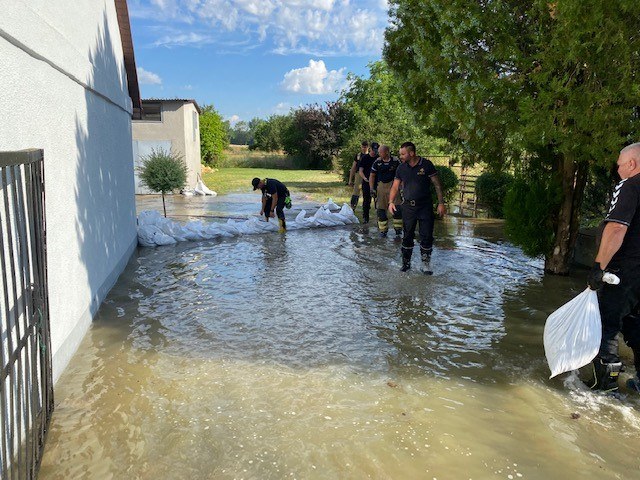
[262,178,288,198]
[358,153,378,179]
[605,173,640,264]
[394,157,438,203]
[371,157,401,183]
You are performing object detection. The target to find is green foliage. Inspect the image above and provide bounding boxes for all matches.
[138,148,187,194]
[252,115,292,152]
[434,165,459,204]
[475,172,515,218]
[200,104,230,166]
[504,176,562,257]
[384,0,640,269]
[581,165,617,228]
[282,102,352,169]
[338,61,448,178]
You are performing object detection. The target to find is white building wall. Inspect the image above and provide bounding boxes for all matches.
[133,101,202,193]
[0,0,137,382]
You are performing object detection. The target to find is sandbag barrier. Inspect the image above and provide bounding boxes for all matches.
[137,201,359,247]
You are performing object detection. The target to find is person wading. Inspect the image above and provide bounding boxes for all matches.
[369,145,402,238]
[348,141,369,210]
[252,177,291,233]
[388,142,446,274]
[586,143,640,393]
[358,142,379,224]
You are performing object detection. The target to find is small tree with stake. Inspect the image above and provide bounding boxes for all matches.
[138,148,187,217]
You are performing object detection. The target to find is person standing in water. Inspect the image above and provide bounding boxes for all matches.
[369,145,402,238]
[252,177,291,233]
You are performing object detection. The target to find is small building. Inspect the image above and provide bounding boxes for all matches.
[132,99,202,194]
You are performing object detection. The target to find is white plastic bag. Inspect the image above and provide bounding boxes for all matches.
[543,288,601,378]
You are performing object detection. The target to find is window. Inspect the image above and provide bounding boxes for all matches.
[141,102,162,121]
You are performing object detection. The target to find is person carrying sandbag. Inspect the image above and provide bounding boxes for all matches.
[586,143,640,393]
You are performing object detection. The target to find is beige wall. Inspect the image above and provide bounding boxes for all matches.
[132,101,201,193]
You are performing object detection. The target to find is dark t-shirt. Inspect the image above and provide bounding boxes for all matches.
[358,154,378,180]
[371,157,401,184]
[605,173,640,264]
[394,157,438,203]
[263,178,288,198]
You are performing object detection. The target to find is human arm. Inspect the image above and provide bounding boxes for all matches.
[588,222,628,289]
[359,166,367,182]
[369,172,377,196]
[388,178,401,215]
[348,161,357,185]
[430,174,446,217]
[260,195,266,216]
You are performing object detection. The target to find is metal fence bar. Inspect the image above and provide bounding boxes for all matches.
[0,150,51,479]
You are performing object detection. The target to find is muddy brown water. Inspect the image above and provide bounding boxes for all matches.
[40,216,640,479]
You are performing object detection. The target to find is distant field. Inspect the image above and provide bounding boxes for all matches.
[219,145,298,169]
[201,168,351,205]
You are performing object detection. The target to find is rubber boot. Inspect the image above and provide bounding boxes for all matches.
[378,220,388,237]
[400,247,412,272]
[627,375,640,392]
[587,359,623,392]
[278,218,286,233]
[350,195,359,209]
[420,247,433,275]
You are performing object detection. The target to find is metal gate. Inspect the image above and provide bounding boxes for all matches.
[0,149,53,479]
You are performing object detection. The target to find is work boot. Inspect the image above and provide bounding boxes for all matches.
[278,218,286,233]
[420,248,433,275]
[350,195,359,209]
[587,359,623,392]
[627,375,640,392]
[379,231,387,238]
[400,248,412,272]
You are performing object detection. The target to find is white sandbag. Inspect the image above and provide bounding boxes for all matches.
[323,198,340,210]
[137,225,177,247]
[194,175,217,196]
[543,288,601,378]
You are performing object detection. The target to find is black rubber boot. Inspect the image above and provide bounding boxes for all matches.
[350,195,359,209]
[627,375,640,392]
[587,359,623,392]
[420,247,433,275]
[400,247,412,272]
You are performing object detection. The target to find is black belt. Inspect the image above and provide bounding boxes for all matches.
[403,199,429,207]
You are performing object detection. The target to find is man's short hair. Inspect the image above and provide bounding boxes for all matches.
[361,141,369,146]
[621,142,640,161]
[400,142,416,154]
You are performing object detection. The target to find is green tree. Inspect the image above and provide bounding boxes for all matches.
[384,0,640,273]
[252,115,292,151]
[338,61,448,179]
[138,148,187,217]
[200,104,230,166]
[475,171,515,218]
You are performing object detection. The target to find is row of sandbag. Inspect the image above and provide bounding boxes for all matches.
[137,202,359,247]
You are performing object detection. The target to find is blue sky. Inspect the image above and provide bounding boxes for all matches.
[128,0,390,125]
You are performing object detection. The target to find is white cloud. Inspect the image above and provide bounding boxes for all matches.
[227,114,241,126]
[137,67,162,85]
[281,60,346,94]
[273,102,292,114]
[137,0,388,56]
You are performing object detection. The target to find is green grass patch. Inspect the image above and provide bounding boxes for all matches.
[201,168,351,204]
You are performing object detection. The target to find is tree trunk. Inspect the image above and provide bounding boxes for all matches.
[544,155,588,274]
[162,193,167,218]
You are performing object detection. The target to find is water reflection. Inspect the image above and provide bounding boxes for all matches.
[40,217,640,479]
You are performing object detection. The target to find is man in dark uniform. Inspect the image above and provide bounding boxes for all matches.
[587,143,640,392]
[348,141,369,209]
[388,142,446,274]
[358,142,379,224]
[252,177,291,233]
[369,145,402,238]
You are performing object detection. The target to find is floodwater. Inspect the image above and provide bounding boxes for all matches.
[40,212,640,479]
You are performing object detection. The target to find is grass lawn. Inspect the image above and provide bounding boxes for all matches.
[201,168,351,204]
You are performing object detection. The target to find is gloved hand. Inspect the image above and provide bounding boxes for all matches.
[371,190,377,199]
[587,262,605,290]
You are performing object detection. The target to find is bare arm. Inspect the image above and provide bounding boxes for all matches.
[270,192,278,218]
[388,178,401,214]
[369,172,376,192]
[349,160,357,184]
[596,222,628,269]
[431,175,446,217]
[359,166,367,182]
[260,195,266,215]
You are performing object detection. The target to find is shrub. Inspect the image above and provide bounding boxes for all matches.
[138,148,187,217]
[503,176,562,257]
[475,171,514,218]
[434,165,459,205]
